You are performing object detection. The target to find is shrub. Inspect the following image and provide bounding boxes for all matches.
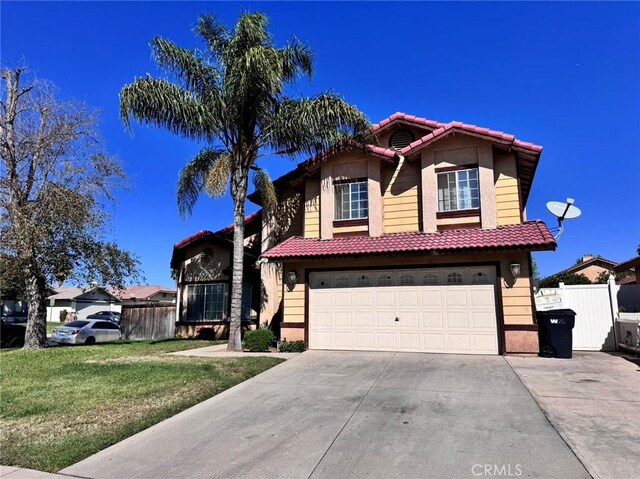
[242,328,276,352]
[59,309,68,322]
[279,340,307,353]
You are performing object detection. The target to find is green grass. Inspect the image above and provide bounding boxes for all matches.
[0,339,283,472]
[47,322,63,334]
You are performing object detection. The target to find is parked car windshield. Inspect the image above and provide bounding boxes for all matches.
[64,321,90,328]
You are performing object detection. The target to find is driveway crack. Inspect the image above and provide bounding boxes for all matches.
[306,353,396,479]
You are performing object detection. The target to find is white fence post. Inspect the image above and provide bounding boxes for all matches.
[608,274,620,351]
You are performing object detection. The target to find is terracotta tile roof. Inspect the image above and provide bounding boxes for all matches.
[261,221,556,261]
[109,285,176,300]
[174,230,224,249]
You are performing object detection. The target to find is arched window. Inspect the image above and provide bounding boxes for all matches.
[447,272,464,284]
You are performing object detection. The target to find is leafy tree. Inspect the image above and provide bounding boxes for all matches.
[530,255,540,281]
[1,67,140,349]
[120,12,370,351]
[537,273,591,289]
[594,269,631,284]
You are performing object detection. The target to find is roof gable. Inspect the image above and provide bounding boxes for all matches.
[250,112,543,206]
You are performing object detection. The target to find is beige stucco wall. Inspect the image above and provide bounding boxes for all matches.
[494,154,522,225]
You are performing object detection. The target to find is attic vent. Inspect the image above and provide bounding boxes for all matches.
[389,129,414,150]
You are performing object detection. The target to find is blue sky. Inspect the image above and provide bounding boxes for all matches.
[2,1,639,286]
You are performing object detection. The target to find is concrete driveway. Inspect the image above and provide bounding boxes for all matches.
[507,352,640,479]
[62,352,589,479]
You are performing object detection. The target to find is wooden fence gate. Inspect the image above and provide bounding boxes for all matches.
[120,304,176,340]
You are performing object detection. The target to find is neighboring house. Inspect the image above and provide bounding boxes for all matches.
[172,112,558,354]
[545,255,619,282]
[46,287,122,322]
[112,285,177,305]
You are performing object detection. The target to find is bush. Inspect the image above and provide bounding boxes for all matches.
[242,328,276,352]
[59,309,68,322]
[279,340,307,353]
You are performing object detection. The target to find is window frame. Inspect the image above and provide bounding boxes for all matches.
[186,283,228,322]
[334,180,369,221]
[437,167,480,213]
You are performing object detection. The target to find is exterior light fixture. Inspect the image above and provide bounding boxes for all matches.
[510,263,521,281]
[287,270,298,285]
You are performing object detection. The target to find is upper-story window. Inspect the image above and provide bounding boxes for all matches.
[334,181,368,220]
[437,168,479,212]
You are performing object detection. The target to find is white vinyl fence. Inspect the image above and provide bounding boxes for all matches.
[536,278,640,351]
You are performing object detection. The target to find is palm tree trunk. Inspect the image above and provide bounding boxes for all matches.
[23,261,48,349]
[228,164,249,351]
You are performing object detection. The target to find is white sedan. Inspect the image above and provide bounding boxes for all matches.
[51,320,121,345]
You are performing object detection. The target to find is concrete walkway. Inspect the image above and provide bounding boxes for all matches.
[168,343,300,359]
[62,351,588,479]
[506,352,640,479]
[0,466,71,478]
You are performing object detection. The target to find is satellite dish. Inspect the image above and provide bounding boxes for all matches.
[546,198,581,240]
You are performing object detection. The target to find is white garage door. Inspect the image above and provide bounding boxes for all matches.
[309,267,498,354]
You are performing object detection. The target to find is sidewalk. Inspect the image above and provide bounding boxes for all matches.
[0,466,77,478]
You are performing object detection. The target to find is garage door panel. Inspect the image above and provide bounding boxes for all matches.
[376,332,397,349]
[423,333,446,352]
[421,290,444,308]
[397,290,419,309]
[354,332,375,349]
[314,291,333,307]
[355,311,374,327]
[423,312,445,329]
[334,292,353,307]
[315,311,332,328]
[334,311,353,328]
[334,331,354,349]
[471,311,497,330]
[444,289,469,307]
[446,311,470,329]
[399,333,421,350]
[447,334,472,353]
[309,267,498,355]
[376,311,397,329]
[398,311,420,328]
[375,291,395,308]
[354,291,374,307]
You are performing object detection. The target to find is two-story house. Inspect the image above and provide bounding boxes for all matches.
[171,113,556,354]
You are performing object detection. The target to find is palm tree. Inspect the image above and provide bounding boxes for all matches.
[120,12,371,350]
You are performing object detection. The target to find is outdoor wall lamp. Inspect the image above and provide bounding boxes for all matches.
[287,270,298,285]
[510,262,521,281]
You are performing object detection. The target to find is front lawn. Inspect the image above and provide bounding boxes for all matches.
[0,340,283,472]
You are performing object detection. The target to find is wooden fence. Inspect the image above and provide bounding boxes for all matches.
[120,304,176,340]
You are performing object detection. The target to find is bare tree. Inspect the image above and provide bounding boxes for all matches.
[1,67,140,349]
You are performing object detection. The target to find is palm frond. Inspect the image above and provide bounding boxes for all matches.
[205,152,231,197]
[177,146,226,217]
[150,37,220,97]
[279,37,313,82]
[263,93,372,159]
[195,14,229,59]
[120,76,214,140]
[252,167,277,217]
